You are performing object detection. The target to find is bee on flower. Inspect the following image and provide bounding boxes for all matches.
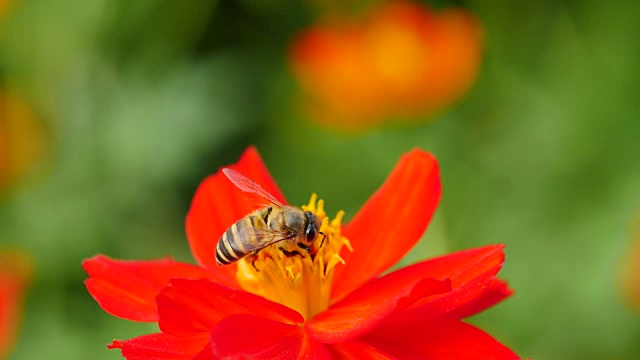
[84,147,521,359]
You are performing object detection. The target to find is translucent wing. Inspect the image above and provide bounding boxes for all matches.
[222,168,285,207]
[236,225,296,253]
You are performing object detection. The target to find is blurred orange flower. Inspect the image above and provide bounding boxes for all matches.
[0,0,12,20]
[0,90,46,191]
[289,1,483,131]
[621,231,640,313]
[0,249,31,359]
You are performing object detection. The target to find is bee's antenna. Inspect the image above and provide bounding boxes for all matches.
[319,232,326,248]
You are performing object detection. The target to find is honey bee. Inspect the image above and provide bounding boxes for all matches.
[215,168,323,266]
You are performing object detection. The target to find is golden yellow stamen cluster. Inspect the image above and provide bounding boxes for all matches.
[236,194,351,320]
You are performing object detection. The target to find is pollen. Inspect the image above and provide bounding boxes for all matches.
[236,194,351,320]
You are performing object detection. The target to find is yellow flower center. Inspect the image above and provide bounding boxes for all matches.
[236,194,351,320]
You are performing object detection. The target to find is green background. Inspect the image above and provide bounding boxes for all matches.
[1,0,639,359]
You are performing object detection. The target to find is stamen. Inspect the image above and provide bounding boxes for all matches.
[236,194,351,320]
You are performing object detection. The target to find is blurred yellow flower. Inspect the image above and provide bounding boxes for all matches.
[0,90,46,191]
[0,249,31,359]
[289,1,483,131]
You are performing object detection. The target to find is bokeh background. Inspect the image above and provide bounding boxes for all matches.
[1,0,640,359]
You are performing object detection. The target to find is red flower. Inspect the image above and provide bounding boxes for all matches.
[0,249,32,359]
[83,147,519,359]
[289,1,483,131]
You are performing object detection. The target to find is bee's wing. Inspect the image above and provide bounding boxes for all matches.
[236,226,296,253]
[222,168,286,207]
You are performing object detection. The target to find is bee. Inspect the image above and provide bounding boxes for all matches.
[215,168,323,266]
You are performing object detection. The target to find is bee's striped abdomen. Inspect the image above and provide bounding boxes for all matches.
[215,216,255,265]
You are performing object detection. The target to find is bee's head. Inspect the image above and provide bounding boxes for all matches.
[303,211,321,244]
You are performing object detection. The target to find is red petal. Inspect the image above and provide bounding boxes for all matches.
[301,337,333,360]
[332,149,441,302]
[156,278,302,337]
[327,341,398,359]
[108,333,210,360]
[82,256,212,322]
[395,245,506,319]
[185,146,287,289]
[447,277,513,319]
[307,263,451,343]
[191,345,215,360]
[363,318,519,360]
[210,314,328,359]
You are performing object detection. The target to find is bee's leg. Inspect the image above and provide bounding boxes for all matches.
[279,247,303,258]
[247,252,259,271]
[297,242,311,252]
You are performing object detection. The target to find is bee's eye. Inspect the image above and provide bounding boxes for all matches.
[305,225,317,242]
